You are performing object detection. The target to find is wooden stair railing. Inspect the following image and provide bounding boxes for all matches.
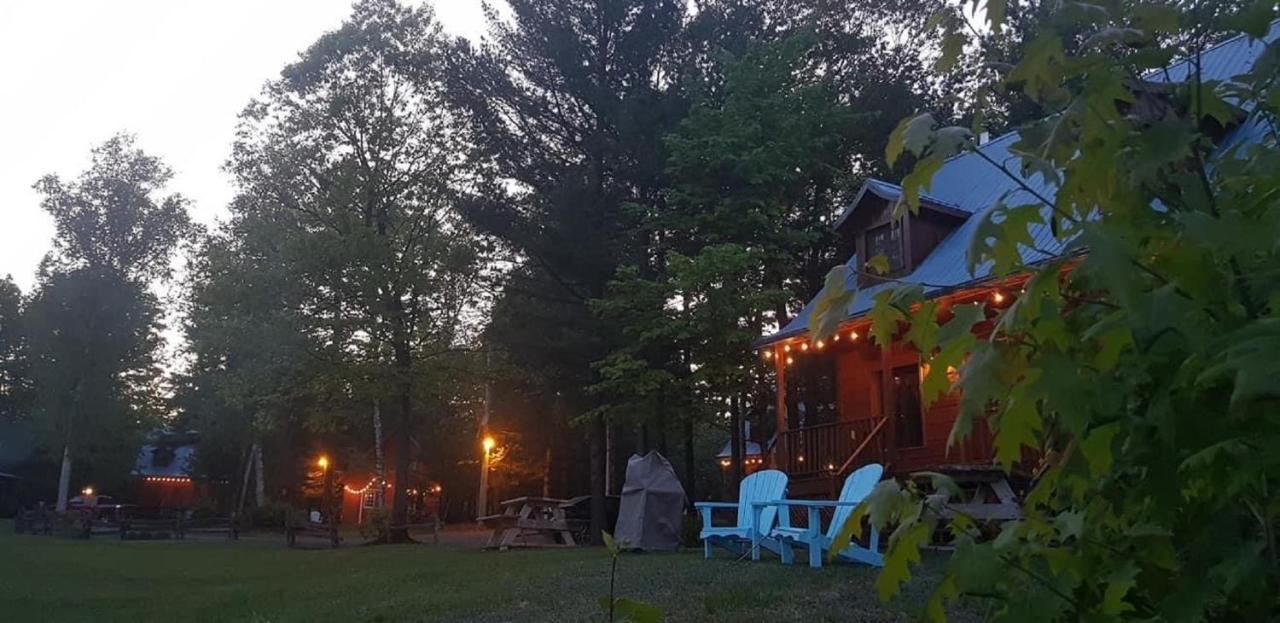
[829,416,889,497]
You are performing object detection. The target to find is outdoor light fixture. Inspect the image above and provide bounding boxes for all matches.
[317,455,329,469]
[815,339,825,349]
[992,291,1006,304]
[482,436,496,452]
[81,486,94,496]
[800,342,809,351]
[849,330,859,340]
[785,356,794,365]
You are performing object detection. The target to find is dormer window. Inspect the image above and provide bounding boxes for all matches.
[865,223,905,275]
[834,179,971,287]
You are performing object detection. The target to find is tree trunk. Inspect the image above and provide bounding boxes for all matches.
[390,374,413,543]
[683,417,696,508]
[253,441,266,507]
[605,421,616,495]
[730,394,744,491]
[55,444,72,514]
[656,394,668,458]
[372,400,385,508]
[542,446,552,498]
[589,416,606,544]
[236,443,253,515]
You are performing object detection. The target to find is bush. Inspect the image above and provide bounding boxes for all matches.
[249,501,293,529]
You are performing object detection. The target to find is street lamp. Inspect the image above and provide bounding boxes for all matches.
[317,455,332,526]
[477,435,496,519]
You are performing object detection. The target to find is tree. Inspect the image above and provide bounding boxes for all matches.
[26,132,191,511]
[0,276,30,422]
[448,0,689,541]
[818,3,1280,620]
[225,0,487,540]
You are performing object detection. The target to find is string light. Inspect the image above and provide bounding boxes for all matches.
[800,342,809,351]
[783,344,791,353]
[833,333,840,341]
[849,330,859,340]
[344,477,381,495]
[762,349,774,360]
[815,339,825,350]
[992,291,1006,304]
[143,476,192,483]
[785,356,794,365]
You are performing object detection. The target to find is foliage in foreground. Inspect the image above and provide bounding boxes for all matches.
[816,2,1280,621]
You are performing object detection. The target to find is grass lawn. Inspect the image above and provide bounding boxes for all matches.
[0,520,977,622]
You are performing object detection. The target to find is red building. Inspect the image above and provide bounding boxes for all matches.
[132,431,208,509]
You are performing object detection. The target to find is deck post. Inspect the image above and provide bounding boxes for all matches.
[880,345,897,462]
[773,343,788,469]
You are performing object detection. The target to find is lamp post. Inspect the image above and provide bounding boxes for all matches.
[478,436,495,519]
[317,455,331,525]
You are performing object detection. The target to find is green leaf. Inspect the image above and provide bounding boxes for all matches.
[1102,564,1138,615]
[913,470,961,499]
[1080,424,1119,477]
[808,266,857,341]
[994,388,1041,471]
[866,253,891,275]
[868,289,905,350]
[886,113,935,166]
[827,500,870,562]
[985,0,1008,30]
[876,520,932,601]
[602,530,618,555]
[899,156,944,214]
[935,32,967,72]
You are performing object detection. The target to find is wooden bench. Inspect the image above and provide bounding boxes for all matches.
[178,515,239,540]
[286,522,339,548]
[119,515,181,540]
[14,509,54,535]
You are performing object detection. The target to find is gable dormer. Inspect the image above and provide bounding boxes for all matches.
[834,180,969,286]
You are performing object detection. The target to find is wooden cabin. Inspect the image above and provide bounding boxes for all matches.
[757,21,1274,499]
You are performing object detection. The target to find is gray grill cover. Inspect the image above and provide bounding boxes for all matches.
[613,452,686,551]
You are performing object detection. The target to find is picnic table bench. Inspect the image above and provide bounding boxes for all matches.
[480,496,578,550]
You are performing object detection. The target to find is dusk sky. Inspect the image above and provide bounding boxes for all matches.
[0,0,487,292]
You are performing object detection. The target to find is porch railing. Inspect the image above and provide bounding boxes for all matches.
[778,417,888,479]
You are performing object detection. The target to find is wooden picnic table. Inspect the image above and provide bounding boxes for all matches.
[479,496,578,550]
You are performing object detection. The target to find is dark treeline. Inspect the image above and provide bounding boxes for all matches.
[0,0,1035,533]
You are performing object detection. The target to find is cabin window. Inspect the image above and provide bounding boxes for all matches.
[865,223,905,274]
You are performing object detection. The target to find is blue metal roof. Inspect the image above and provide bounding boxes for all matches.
[763,22,1280,345]
[133,443,197,478]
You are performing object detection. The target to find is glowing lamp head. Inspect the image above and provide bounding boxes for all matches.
[992,291,1006,304]
[482,436,496,452]
[850,330,859,340]
[317,456,329,469]
[815,339,825,350]
[81,486,94,496]
[800,342,809,351]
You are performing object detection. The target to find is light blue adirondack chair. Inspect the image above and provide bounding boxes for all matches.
[695,469,789,561]
[756,463,884,569]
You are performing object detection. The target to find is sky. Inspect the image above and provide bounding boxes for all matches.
[0,0,488,292]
